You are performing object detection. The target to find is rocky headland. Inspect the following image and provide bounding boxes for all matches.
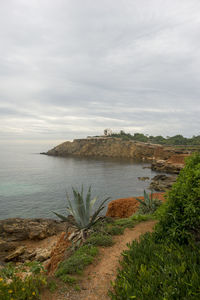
[43,137,190,162]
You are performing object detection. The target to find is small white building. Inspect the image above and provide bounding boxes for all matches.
[104,128,112,136]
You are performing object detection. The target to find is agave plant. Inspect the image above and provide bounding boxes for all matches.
[53,186,110,236]
[136,190,162,214]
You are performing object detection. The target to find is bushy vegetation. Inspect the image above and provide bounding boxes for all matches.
[110,130,200,146]
[109,234,200,300]
[105,225,125,236]
[0,261,46,300]
[85,233,114,247]
[55,245,98,278]
[109,153,200,300]
[136,190,162,214]
[155,153,200,244]
[55,213,155,283]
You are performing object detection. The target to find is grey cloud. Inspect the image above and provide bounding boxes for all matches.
[0,0,200,141]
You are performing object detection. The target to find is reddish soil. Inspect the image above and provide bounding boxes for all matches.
[41,220,157,300]
[106,192,166,218]
[167,154,189,164]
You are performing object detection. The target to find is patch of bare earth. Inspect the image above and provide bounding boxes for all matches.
[42,220,156,300]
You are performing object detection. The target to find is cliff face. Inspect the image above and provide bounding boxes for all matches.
[45,138,186,161]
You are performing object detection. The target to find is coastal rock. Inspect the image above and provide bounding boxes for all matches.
[106,197,140,218]
[35,248,51,262]
[0,218,71,263]
[106,193,166,218]
[0,218,67,242]
[44,138,193,168]
[151,161,183,174]
[0,239,17,252]
[5,246,26,262]
[151,154,190,174]
[45,138,177,161]
[149,175,177,191]
[138,177,149,181]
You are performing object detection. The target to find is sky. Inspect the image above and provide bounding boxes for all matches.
[0,0,200,143]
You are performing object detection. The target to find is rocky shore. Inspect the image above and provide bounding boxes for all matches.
[0,218,73,264]
[149,174,177,191]
[1,140,192,265]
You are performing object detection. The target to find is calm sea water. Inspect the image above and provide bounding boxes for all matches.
[0,142,159,220]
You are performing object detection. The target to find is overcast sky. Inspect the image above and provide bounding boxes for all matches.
[0,0,200,142]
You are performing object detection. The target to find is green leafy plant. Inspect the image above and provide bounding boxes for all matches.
[85,233,114,246]
[109,154,200,299]
[55,245,98,277]
[155,153,200,244]
[109,233,200,300]
[54,186,110,230]
[136,190,162,214]
[105,225,125,236]
[58,274,76,285]
[47,279,58,292]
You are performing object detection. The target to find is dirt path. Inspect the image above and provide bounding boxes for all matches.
[43,220,156,300]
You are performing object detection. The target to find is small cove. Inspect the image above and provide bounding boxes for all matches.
[0,142,160,220]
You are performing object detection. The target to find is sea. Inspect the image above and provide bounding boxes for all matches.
[0,141,160,220]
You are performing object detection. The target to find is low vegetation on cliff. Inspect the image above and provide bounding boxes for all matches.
[110,130,200,146]
[109,153,200,299]
[55,214,153,282]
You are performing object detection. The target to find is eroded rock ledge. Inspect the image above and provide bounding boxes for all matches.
[0,218,71,263]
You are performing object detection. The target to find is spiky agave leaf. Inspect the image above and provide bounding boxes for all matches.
[54,186,110,230]
[89,197,110,228]
[85,186,92,221]
[144,190,150,206]
[66,192,82,226]
[70,188,86,228]
[52,211,69,221]
[136,197,147,207]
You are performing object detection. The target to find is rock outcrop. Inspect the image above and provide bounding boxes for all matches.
[44,138,184,161]
[0,218,66,242]
[151,154,190,174]
[0,218,70,263]
[106,193,166,218]
[149,174,177,191]
[106,197,140,218]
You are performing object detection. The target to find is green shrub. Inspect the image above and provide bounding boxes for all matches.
[155,153,200,244]
[109,154,200,299]
[130,214,156,222]
[109,233,200,300]
[55,245,98,277]
[0,262,46,300]
[58,274,76,284]
[47,279,58,292]
[105,225,124,235]
[86,233,113,247]
[113,218,135,228]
